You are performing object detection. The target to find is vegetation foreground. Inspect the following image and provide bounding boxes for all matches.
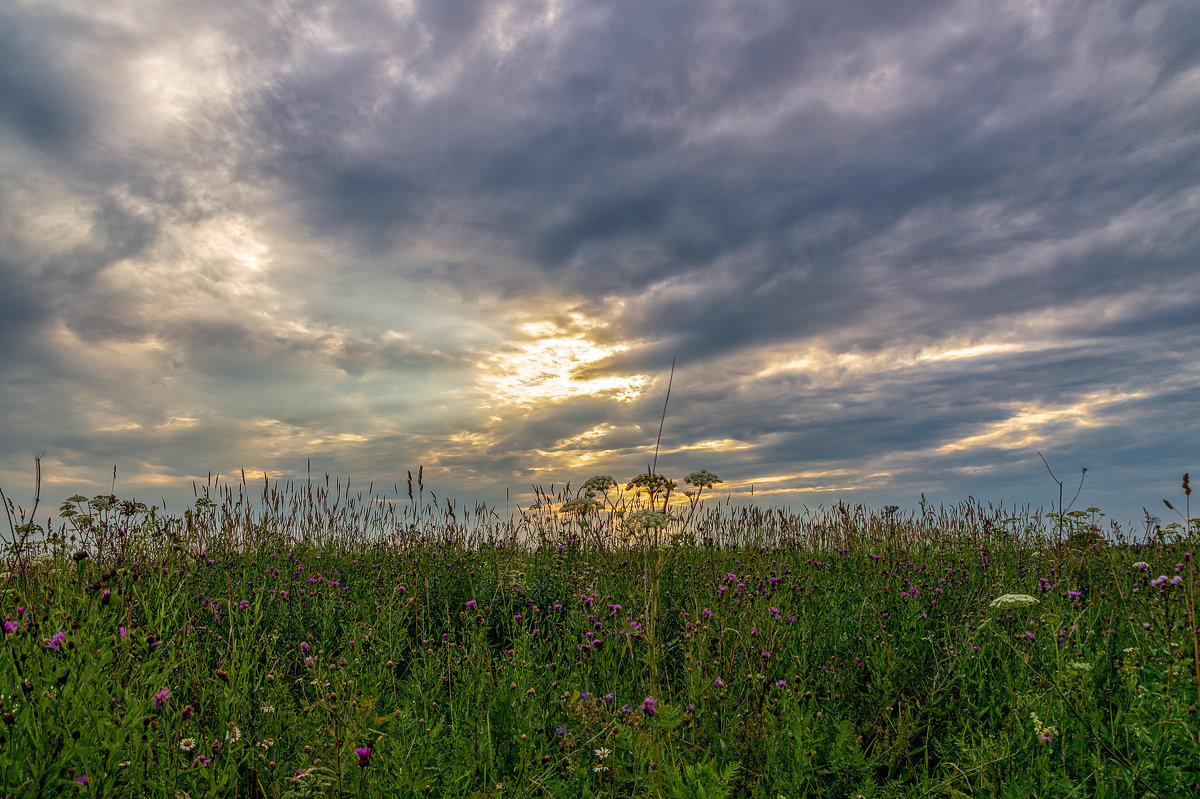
[1,468,1198,798]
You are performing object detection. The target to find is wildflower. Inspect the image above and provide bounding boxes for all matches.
[1030,711,1058,744]
[629,509,672,529]
[355,746,372,766]
[594,747,611,759]
[775,680,787,688]
[226,725,241,743]
[988,593,1039,609]
[153,688,171,708]
[260,738,275,748]
[713,677,725,687]
[119,627,127,638]
[640,696,658,716]
[3,620,17,634]
[685,470,723,489]
[261,705,275,713]
[180,737,197,752]
[561,497,601,514]
[593,764,608,773]
[46,631,66,651]
[555,724,568,735]
[1133,561,1149,570]
[193,755,210,767]
[582,475,617,496]
[74,776,88,786]
[181,705,194,722]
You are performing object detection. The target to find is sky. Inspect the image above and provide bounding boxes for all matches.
[1,0,1198,533]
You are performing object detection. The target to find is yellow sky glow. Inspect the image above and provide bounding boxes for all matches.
[937,390,1148,452]
[482,330,648,404]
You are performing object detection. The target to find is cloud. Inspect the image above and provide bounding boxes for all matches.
[0,0,1197,529]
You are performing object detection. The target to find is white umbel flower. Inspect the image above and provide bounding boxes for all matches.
[989,593,1039,609]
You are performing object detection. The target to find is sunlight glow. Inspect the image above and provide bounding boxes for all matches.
[554,424,617,448]
[757,339,1030,380]
[673,438,754,452]
[916,343,1022,362]
[937,390,1148,452]
[482,328,648,404]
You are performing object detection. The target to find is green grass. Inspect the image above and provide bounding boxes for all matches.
[1,470,1198,797]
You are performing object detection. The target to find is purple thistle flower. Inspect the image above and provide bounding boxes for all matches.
[46,631,66,651]
[640,696,658,716]
[356,746,373,766]
[74,776,89,785]
[713,677,725,687]
[2,620,17,634]
[154,688,171,708]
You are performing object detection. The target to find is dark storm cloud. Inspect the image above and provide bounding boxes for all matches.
[0,8,95,151]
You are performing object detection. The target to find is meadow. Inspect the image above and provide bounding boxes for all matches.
[1,466,1197,798]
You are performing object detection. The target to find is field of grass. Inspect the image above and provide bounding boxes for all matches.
[1,467,1198,797]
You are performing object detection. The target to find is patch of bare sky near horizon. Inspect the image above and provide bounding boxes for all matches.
[0,0,1198,528]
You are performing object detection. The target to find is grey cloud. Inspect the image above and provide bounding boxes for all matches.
[0,9,96,151]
